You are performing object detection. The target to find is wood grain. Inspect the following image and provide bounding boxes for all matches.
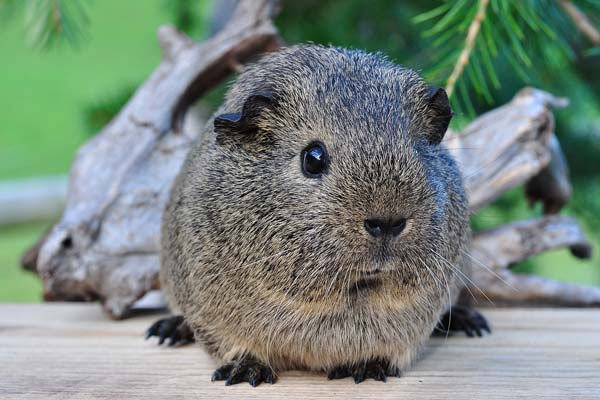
[1,304,599,399]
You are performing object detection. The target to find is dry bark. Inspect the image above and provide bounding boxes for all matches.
[445,88,570,212]
[447,88,595,306]
[25,1,596,318]
[469,215,597,306]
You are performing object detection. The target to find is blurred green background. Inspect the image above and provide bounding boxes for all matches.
[0,0,598,302]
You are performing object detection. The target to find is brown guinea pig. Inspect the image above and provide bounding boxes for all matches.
[148,45,489,386]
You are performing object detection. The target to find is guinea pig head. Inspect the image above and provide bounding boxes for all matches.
[206,46,466,302]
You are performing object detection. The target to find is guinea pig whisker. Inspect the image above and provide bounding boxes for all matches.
[431,255,476,303]
[438,260,453,342]
[436,252,477,300]
[418,256,451,340]
[461,154,503,181]
[462,250,517,292]
[431,251,477,301]
[431,250,495,306]
[439,147,484,151]
[416,256,445,300]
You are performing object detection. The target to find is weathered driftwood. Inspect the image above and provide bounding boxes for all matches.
[33,0,281,318]
[469,215,597,306]
[444,88,596,306]
[525,134,573,214]
[447,88,595,306]
[445,88,569,212]
[26,1,595,318]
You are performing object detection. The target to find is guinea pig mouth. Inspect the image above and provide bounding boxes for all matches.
[347,267,387,295]
[363,268,382,276]
[349,275,383,295]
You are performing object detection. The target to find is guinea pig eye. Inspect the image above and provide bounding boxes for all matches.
[301,142,329,178]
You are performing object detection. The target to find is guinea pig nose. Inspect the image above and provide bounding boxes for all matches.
[389,217,407,236]
[364,217,407,238]
[364,219,384,238]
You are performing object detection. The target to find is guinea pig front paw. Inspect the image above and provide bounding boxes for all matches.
[145,315,195,346]
[328,359,401,383]
[434,305,491,337]
[212,355,276,387]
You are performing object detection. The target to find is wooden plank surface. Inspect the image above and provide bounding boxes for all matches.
[1,304,599,399]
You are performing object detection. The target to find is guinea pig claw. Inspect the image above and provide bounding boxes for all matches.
[434,305,491,338]
[213,356,276,386]
[327,366,352,380]
[145,315,195,347]
[211,364,233,382]
[328,359,400,383]
[353,367,366,384]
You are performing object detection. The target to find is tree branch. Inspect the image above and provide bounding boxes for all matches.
[558,0,600,45]
[445,0,489,98]
[468,215,596,307]
[445,88,569,211]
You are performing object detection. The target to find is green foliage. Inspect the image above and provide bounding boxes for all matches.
[0,0,91,50]
[0,222,46,302]
[0,0,168,180]
[160,0,213,38]
[81,86,136,136]
[0,0,212,51]
[415,0,600,116]
[277,0,434,62]
[19,0,215,136]
[161,0,197,34]
[0,0,20,22]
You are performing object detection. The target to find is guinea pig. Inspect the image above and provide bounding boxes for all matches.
[147,45,489,386]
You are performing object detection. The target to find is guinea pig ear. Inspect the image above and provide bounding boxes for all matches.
[214,92,275,144]
[424,86,453,145]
